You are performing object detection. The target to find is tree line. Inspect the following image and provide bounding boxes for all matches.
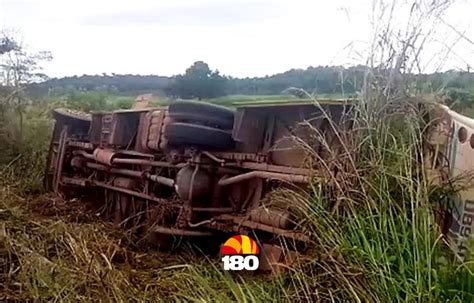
[29,61,474,103]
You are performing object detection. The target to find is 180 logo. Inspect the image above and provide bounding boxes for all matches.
[221,235,260,271]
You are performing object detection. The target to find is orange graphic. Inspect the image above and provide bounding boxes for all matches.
[221,235,259,255]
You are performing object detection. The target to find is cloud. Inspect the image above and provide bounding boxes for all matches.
[79,1,285,27]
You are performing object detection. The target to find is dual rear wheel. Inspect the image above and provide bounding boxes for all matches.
[163,101,236,150]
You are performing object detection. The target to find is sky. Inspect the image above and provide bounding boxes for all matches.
[0,0,473,78]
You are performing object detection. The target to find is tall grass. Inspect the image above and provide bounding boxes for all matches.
[157,0,474,301]
[162,96,473,303]
[0,103,53,193]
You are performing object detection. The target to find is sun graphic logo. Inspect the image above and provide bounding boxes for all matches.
[221,235,260,271]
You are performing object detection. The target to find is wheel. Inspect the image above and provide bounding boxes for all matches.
[164,122,234,149]
[168,112,234,129]
[168,101,235,129]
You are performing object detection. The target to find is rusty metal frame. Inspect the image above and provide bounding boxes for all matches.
[61,176,234,214]
[217,214,309,242]
[218,171,310,186]
[211,152,267,163]
[53,126,68,193]
[229,161,313,176]
[150,226,215,237]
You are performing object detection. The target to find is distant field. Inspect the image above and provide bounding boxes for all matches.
[64,93,350,112]
[208,94,298,104]
[106,94,300,109]
[207,94,348,105]
[146,94,349,108]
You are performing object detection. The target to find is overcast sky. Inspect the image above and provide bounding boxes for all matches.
[1,0,473,78]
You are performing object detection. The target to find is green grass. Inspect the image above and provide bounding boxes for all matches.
[207,94,350,106]
[208,94,299,104]
[44,92,349,111]
[157,99,474,302]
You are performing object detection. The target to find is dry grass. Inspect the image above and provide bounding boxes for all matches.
[0,188,211,302]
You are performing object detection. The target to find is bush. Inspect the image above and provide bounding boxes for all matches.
[446,88,474,111]
[65,91,108,112]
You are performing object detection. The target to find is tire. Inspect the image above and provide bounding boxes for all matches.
[164,122,234,150]
[168,112,234,129]
[168,101,235,129]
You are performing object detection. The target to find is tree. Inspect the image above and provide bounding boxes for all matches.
[166,61,227,100]
[0,34,52,140]
[0,36,17,55]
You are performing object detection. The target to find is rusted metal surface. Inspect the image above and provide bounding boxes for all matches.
[90,113,103,145]
[146,173,175,187]
[218,171,310,186]
[259,244,300,273]
[202,151,225,164]
[70,156,86,169]
[93,148,117,166]
[211,152,267,163]
[231,162,313,176]
[114,150,155,158]
[249,208,294,229]
[100,113,113,147]
[232,102,350,167]
[52,109,90,143]
[53,108,91,122]
[217,214,310,242]
[190,207,234,213]
[46,99,353,262]
[113,177,138,189]
[73,150,95,160]
[109,112,141,147]
[87,162,145,178]
[68,141,94,150]
[258,244,284,272]
[53,126,68,193]
[61,176,88,186]
[112,178,137,226]
[151,226,214,237]
[175,166,212,201]
[92,180,178,206]
[113,158,185,168]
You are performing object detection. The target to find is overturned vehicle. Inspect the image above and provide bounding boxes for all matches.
[44,100,474,268]
[45,100,353,268]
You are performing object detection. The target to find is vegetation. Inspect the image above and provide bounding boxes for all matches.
[30,65,474,107]
[1,0,474,301]
[32,74,170,97]
[165,61,227,100]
